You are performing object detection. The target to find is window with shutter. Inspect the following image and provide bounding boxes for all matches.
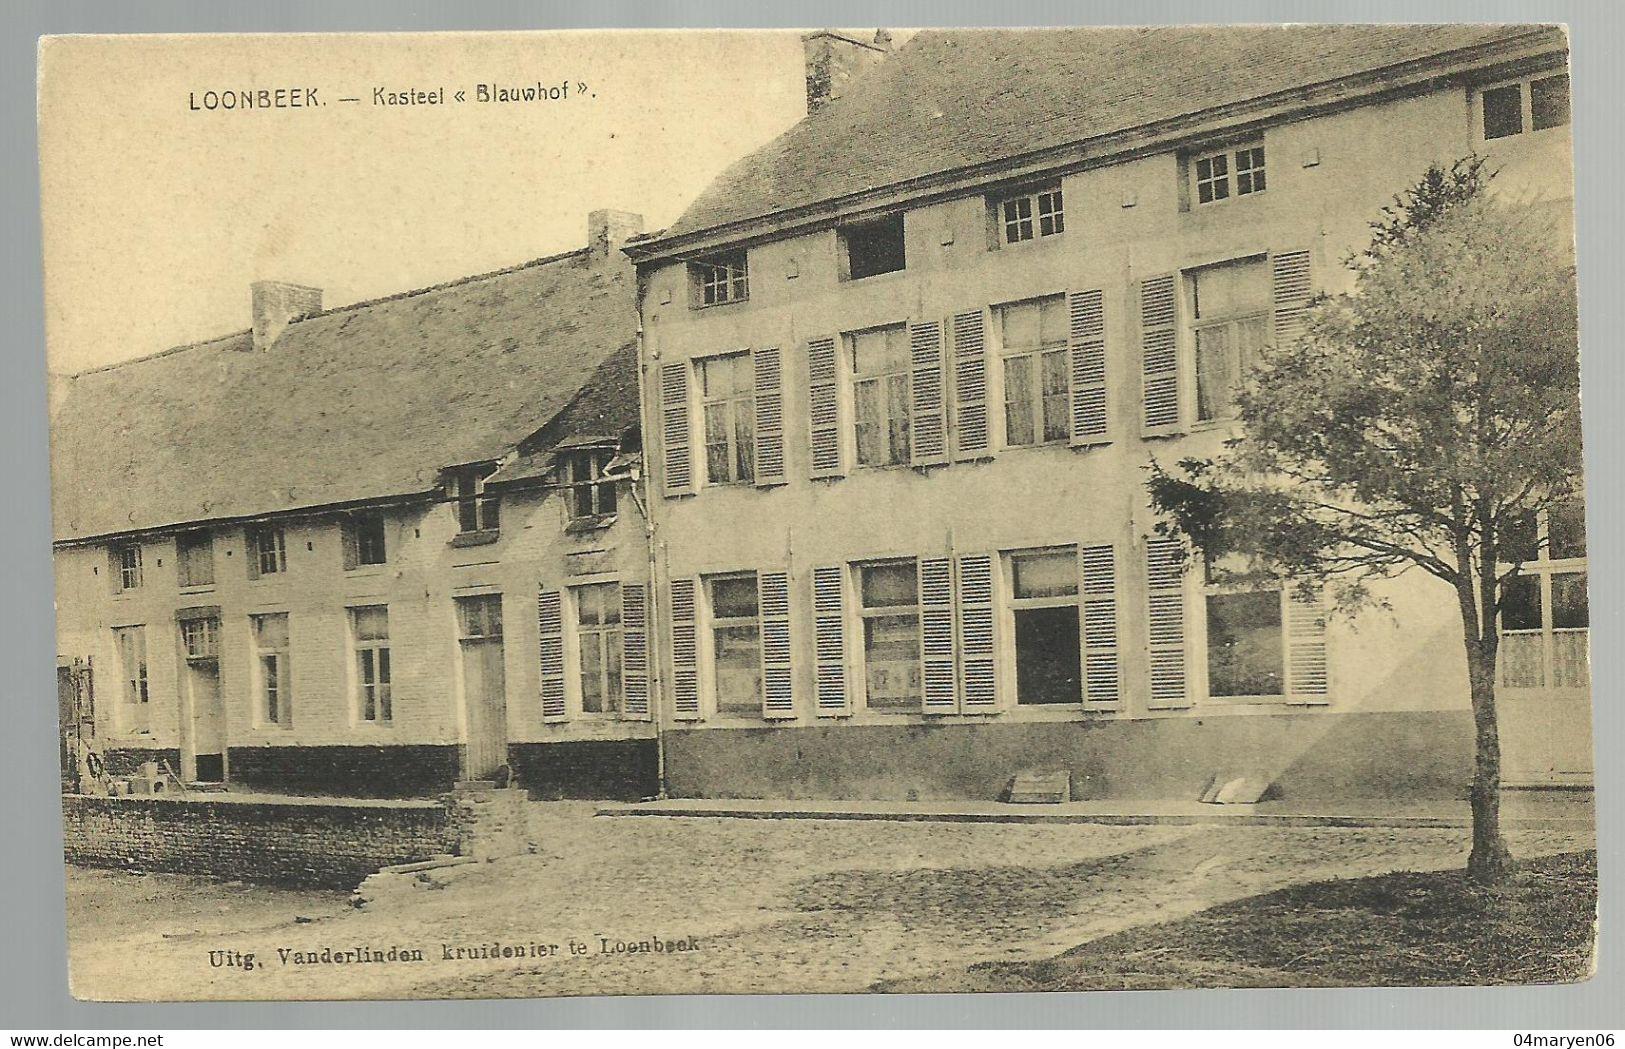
[958,553,999,711]
[1140,275,1180,434]
[1080,544,1120,708]
[807,336,844,479]
[1145,537,1190,708]
[758,570,795,718]
[858,560,920,712]
[950,309,990,459]
[1008,548,1080,707]
[1190,259,1271,422]
[1285,586,1330,704]
[669,577,701,720]
[621,583,652,720]
[850,325,912,468]
[909,320,949,466]
[1068,289,1109,445]
[752,348,787,486]
[537,589,567,722]
[660,361,694,496]
[997,296,1070,448]
[707,573,762,718]
[1270,249,1313,350]
[812,565,850,715]
[918,558,957,713]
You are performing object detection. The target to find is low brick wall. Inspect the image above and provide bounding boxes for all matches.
[62,793,459,889]
[445,786,532,861]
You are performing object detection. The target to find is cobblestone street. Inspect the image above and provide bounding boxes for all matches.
[66,803,1594,1000]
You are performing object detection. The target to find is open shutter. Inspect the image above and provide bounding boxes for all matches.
[919,557,958,714]
[1068,289,1109,446]
[1139,274,1180,436]
[1285,585,1330,704]
[659,361,693,497]
[1080,544,1120,708]
[758,570,795,718]
[669,578,701,720]
[244,528,261,580]
[950,309,990,460]
[752,347,787,486]
[620,583,651,720]
[1145,537,1189,709]
[1271,249,1313,349]
[812,565,850,715]
[340,518,359,571]
[537,588,567,722]
[957,553,999,711]
[807,336,844,479]
[909,320,949,466]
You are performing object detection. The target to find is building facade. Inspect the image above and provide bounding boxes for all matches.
[52,211,661,798]
[627,27,1588,800]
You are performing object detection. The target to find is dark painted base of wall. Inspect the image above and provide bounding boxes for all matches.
[663,711,1476,802]
[100,748,182,777]
[508,739,659,801]
[227,745,463,798]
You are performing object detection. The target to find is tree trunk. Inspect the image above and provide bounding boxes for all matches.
[1465,634,1515,883]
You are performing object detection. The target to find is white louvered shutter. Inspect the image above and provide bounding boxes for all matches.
[1285,586,1330,704]
[1139,275,1180,435]
[1145,538,1190,708]
[758,570,795,718]
[1068,289,1109,446]
[669,578,701,720]
[812,565,850,715]
[660,361,693,496]
[807,336,844,479]
[537,588,568,722]
[919,557,958,714]
[1271,249,1313,349]
[752,347,787,486]
[620,583,651,720]
[950,309,990,460]
[1080,544,1120,708]
[957,553,999,711]
[909,320,949,466]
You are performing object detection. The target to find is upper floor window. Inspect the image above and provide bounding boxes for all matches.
[113,543,143,592]
[1481,74,1570,141]
[708,573,762,718]
[690,251,749,307]
[1189,257,1270,421]
[697,353,756,485]
[997,187,1065,244]
[848,324,912,467]
[998,295,1070,446]
[574,582,622,716]
[562,448,619,520]
[112,625,150,732]
[342,510,387,569]
[176,530,214,588]
[1193,143,1266,205]
[839,213,906,281]
[448,465,500,535]
[245,525,287,578]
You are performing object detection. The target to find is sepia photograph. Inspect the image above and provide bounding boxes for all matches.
[35,21,1594,1005]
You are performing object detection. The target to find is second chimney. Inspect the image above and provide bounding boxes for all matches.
[588,209,645,258]
[250,281,322,352]
[802,29,890,114]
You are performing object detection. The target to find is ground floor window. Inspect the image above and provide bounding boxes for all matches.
[113,625,150,732]
[859,560,922,711]
[708,573,762,716]
[350,605,392,722]
[1009,549,1081,705]
[1205,589,1285,699]
[251,613,290,726]
[574,582,622,715]
[1501,570,1589,689]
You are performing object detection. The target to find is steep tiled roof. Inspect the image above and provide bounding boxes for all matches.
[51,247,639,542]
[660,24,1562,243]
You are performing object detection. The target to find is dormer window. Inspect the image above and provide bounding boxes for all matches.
[839,213,906,280]
[996,186,1065,245]
[448,465,500,536]
[1480,74,1570,141]
[691,251,749,307]
[562,448,618,522]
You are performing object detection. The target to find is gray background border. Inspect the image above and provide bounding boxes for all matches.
[4,0,1619,1030]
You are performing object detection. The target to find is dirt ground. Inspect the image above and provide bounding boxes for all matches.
[64,802,1594,1001]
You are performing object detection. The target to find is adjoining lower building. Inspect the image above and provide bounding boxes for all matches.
[52,210,661,799]
[624,27,1590,801]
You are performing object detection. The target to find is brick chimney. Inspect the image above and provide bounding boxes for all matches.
[802,29,890,114]
[588,209,644,258]
[250,280,322,352]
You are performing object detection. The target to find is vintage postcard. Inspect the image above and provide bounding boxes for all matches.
[40,26,1593,1001]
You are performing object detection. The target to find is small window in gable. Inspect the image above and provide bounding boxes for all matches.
[839,213,906,280]
[1191,143,1266,205]
[995,186,1065,245]
[690,251,749,308]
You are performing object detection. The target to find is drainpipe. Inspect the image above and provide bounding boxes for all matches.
[628,322,670,800]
